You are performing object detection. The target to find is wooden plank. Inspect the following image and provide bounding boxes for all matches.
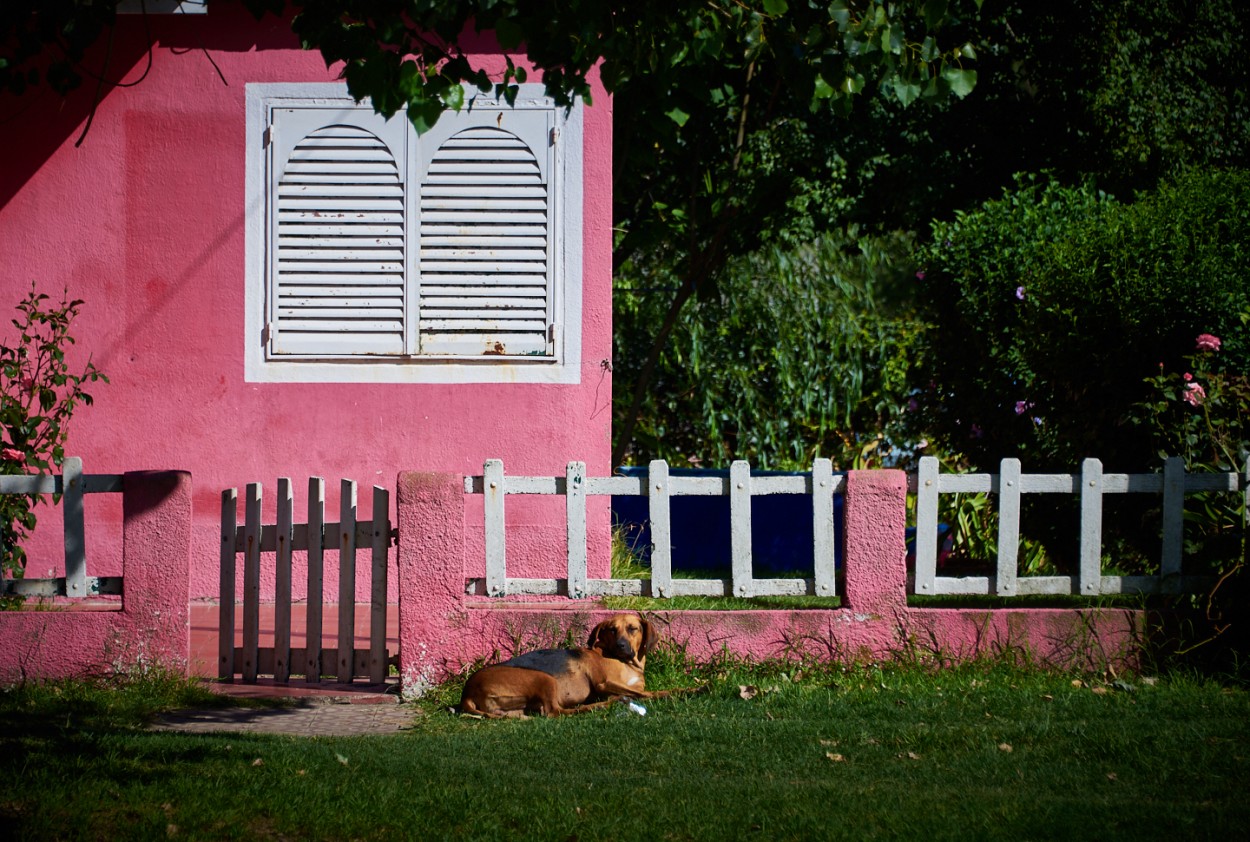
[61,457,86,598]
[587,475,644,496]
[750,475,809,495]
[218,488,237,680]
[3,576,122,597]
[1018,474,1079,494]
[369,486,389,684]
[1078,459,1103,595]
[274,478,293,683]
[235,647,388,680]
[668,475,730,496]
[242,483,262,683]
[484,460,506,597]
[996,458,1021,596]
[0,469,122,496]
[937,474,993,493]
[231,519,375,554]
[812,459,837,597]
[306,477,325,684]
[648,460,672,598]
[566,462,587,598]
[913,457,940,595]
[337,480,358,683]
[730,461,754,598]
[1160,457,1185,593]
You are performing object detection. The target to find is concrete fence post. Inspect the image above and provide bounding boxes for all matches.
[121,470,193,672]
[842,469,908,615]
[396,471,466,683]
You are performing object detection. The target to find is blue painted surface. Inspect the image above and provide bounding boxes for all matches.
[611,467,844,575]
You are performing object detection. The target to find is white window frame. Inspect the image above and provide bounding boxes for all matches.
[244,82,584,384]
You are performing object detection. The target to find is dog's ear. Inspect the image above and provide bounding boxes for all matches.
[587,620,608,651]
[638,615,659,657]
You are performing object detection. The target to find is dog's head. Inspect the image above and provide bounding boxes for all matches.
[587,613,657,666]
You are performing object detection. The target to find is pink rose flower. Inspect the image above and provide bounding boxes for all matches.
[1183,382,1206,407]
[1195,333,1221,352]
[1,447,25,465]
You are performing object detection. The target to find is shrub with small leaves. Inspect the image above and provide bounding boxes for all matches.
[1,284,106,584]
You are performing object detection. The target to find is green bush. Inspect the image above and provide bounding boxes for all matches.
[615,230,925,470]
[916,169,1250,474]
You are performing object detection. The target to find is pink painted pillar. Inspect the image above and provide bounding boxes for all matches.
[842,469,908,615]
[120,470,193,670]
[396,471,466,681]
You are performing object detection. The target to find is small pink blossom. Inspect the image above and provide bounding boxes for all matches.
[1195,333,1221,352]
[1183,372,1193,382]
[1014,400,1034,415]
[1,447,25,465]
[915,270,926,281]
[20,377,36,394]
[1183,382,1206,407]
[1015,286,1025,300]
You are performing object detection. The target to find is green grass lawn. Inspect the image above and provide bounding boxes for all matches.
[2,657,1248,841]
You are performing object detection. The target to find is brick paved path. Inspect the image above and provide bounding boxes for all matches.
[151,697,421,737]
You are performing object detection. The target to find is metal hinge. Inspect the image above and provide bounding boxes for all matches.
[548,323,559,348]
[550,127,559,146]
[262,322,272,345]
[263,124,275,148]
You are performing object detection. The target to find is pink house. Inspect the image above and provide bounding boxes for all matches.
[1,6,614,612]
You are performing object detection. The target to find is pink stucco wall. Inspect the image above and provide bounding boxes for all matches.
[0,471,191,682]
[396,469,1145,685]
[0,7,613,601]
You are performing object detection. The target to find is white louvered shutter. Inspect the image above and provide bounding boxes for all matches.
[415,105,556,357]
[267,108,409,357]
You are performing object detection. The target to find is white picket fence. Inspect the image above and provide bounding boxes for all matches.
[465,458,843,599]
[466,457,1248,600]
[0,457,123,598]
[219,478,393,684]
[913,455,1249,597]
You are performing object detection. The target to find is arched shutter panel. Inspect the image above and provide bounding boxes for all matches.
[269,109,409,356]
[416,108,555,357]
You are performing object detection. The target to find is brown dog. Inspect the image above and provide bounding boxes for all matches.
[458,613,658,718]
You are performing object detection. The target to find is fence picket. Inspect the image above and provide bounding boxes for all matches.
[996,458,1021,596]
[812,458,837,596]
[61,457,86,597]
[1078,459,1103,596]
[337,479,357,684]
[369,485,389,684]
[648,460,672,598]
[243,483,262,683]
[306,477,325,683]
[274,478,293,682]
[914,457,940,595]
[566,462,587,598]
[218,489,237,681]
[484,459,506,597]
[730,461,753,598]
[1160,457,1185,593]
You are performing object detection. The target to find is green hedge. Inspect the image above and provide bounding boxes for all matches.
[916,169,1250,473]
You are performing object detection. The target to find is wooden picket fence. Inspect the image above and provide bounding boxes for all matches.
[464,458,843,599]
[0,457,123,599]
[218,478,393,684]
[912,455,1249,597]
[465,457,1248,600]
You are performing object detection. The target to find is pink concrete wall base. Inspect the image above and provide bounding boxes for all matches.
[0,471,192,683]
[396,470,1145,688]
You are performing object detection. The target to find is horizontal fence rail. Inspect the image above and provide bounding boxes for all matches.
[0,457,124,598]
[911,456,1249,597]
[464,459,845,599]
[219,477,394,685]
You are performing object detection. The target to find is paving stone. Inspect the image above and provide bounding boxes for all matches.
[151,698,421,737]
